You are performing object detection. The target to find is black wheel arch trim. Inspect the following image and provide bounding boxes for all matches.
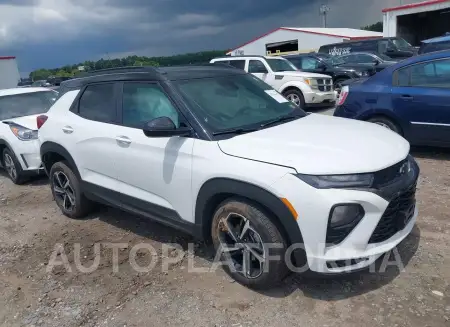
[40,141,81,178]
[0,139,14,165]
[195,178,304,246]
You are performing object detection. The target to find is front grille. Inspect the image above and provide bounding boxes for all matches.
[369,182,416,244]
[317,79,333,92]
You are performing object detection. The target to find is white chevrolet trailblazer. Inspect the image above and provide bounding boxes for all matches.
[210,55,336,108]
[38,65,418,289]
[0,87,57,183]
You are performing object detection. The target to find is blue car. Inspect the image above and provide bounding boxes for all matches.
[334,49,450,147]
[418,34,450,55]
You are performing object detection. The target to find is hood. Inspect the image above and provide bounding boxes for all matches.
[218,114,409,175]
[335,63,374,72]
[276,71,331,79]
[2,114,40,130]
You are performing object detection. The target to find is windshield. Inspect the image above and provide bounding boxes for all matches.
[324,56,346,66]
[176,74,305,133]
[265,58,297,72]
[0,90,58,121]
[391,37,412,49]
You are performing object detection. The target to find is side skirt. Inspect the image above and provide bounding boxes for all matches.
[81,181,203,239]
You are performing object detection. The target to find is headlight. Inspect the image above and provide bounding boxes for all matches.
[295,173,374,188]
[304,78,318,88]
[355,71,369,77]
[9,124,38,141]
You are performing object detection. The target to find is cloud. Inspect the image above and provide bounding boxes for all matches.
[0,0,420,73]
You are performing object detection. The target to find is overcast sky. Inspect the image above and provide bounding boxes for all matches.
[0,0,417,74]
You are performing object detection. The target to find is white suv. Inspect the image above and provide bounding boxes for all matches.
[0,87,57,183]
[210,55,336,108]
[39,66,419,288]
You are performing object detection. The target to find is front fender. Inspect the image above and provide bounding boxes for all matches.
[278,81,311,94]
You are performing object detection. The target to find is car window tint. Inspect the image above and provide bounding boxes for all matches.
[301,57,319,70]
[410,59,450,88]
[248,60,268,73]
[78,84,116,123]
[396,67,410,86]
[122,83,179,128]
[287,57,302,69]
[228,60,245,70]
[0,91,58,121]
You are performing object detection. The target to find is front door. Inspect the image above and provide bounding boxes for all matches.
[113,82,195,223]
[247,59,270,83]
[392,58,450,146]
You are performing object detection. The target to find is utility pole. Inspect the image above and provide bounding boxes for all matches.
[320,4,331,28]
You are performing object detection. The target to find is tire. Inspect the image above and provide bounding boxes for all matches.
[282,88,305,108]
[368,117,401,134]
[211,198,289,289]
[49,161,93,219]
[334,78,349,93]
[2,148,27,185]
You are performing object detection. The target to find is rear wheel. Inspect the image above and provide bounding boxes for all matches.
[368,117,401,134]
[283,88,305,108]
[211,198,288,289]
[50,161,93,219]
[2,148,26,184]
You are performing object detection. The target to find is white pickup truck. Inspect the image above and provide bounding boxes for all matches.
[210,55,336,108]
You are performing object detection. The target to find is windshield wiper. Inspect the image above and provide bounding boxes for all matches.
[260,115,300,128]
[212,127,258,136]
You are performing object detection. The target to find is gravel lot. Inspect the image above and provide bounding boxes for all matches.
[0,129,449,326]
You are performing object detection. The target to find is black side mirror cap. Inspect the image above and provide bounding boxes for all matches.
[143,116,192,137]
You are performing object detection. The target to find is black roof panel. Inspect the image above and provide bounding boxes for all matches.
[61,64,245,89]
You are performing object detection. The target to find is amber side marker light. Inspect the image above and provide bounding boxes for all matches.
[281,198,298,220]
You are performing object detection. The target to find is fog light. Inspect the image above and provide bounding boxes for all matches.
[329,204,364,228]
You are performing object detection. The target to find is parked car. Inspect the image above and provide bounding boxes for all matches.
[38,65,418,288]
[210,55,335,108]
[32,80,51,87]
[418,34,450,55]
[17,78,33,87]
[334,50,450,147]
[338,52,397,72]
[283,53,375,90]
[318,37,417,60]
[0,87,58,183]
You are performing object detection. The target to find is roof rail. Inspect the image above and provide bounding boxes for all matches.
[79,65,159,77]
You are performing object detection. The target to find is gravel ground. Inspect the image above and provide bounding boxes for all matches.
[0,146,449,327]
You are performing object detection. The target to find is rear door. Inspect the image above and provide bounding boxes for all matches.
[392,58,450,146]
[246,59,270,83]
[63,83,120,190]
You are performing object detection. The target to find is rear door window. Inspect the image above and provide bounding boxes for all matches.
[78,83,117,123]
[395,58,450,88]
[228,60,246,70]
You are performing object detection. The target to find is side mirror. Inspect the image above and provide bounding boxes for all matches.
[143,116,192,137]
[373,59,380,65]
[318,63,327,70]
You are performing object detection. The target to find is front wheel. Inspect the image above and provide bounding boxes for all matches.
[283,89,305,108]
[210,198,288,289]
[2,148,26,184]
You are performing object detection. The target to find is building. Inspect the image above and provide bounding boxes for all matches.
[226,28,383,57]
[383,0,450,45]
[0,56,20,89]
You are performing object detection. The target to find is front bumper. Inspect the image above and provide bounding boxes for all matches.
[303,90,336,108]
[272,164,418,274]
[10,139,42,172]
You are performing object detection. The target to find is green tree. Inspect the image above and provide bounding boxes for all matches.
[361,21,383,32]
[30,50,228,78]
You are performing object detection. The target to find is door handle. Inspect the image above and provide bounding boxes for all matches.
[400,95,414,100]
[62,126,74,134]
[116,136,131,145]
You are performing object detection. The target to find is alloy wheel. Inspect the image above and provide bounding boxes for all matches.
[52,171,76,211]
[286,93,301,106]
[374,122,392,130]
[217,213,266,279]
[4,153,17,181]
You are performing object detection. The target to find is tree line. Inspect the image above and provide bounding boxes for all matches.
[30,50,227,81]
